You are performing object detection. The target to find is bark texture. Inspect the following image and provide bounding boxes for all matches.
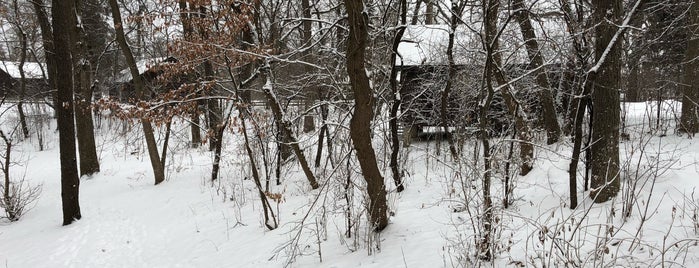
[344,0,389,231]
[108,0,165,185]
[388,0,407,192]
[680,0,699,134]
[52,0,82,225]
[490,12,535,175]
[589,0,622,203]
[73,0,100,176]
[513,0,561,144]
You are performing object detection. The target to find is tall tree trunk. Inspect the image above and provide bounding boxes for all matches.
[589,0,624,203]
[179,0,202,147]
[52,0,82,225]
[425,0,435,24]
[489,3,535,175]
[31,0,58,124]
[388,0,408,192]
[568,83,591,209]
[262,71,320,189]
[513,0,561,144]
[108,0,165,185]
[479,0,498,260]
[680,0,699,134]
[301,0,316,133]
[240,113,277,230]
[204,63,222,153]
[11,0,30,139]
[344,0,389,231]
[73,0,100,176]
[441,2,463,160]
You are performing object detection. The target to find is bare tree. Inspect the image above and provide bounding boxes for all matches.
[680,0,699,134]
[588,0,624,203]
[52,0,81,225]
[108,0,166,185]
[512,0,561,144]
[387,0,407,192]
[6,0,30,139]
[73,0,100,176]
[489,2,535,176]
[344,0,389,231]
[479,0,498,259]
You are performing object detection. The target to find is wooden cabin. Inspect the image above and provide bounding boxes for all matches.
[396,25,562,137]
[0,61,50,100]
[110,56,182,101]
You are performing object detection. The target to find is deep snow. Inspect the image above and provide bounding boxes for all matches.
[1,101,699,267]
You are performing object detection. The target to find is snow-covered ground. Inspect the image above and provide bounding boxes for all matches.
[1,101,699,267]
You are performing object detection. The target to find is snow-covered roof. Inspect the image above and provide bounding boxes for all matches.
[0,61,47,79]
[396,25,474,66]
[115,57,175,83]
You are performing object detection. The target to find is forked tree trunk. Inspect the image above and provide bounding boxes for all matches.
[387,0,408,192]
[52,0,82,225]
[441,2,462,160]
[513,0,561,144]
[479,0,498,260]
[262,72,319,189]
[344,0,389,231]
[489,5,535,175]
[241,114,277,230]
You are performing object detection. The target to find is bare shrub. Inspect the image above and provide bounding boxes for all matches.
[0,176,42,222]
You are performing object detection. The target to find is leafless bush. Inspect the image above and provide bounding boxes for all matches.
[0,176,42,222]
[0,126,42,222]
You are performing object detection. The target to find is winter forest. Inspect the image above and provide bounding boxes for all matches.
[1,0,699,266]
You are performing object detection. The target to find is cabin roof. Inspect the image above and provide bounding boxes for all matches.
[397,24,473,66]
[0,61,47,79]
[115,56,177,83]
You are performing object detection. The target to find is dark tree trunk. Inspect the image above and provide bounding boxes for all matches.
[262,71,320,189]
[210,116,226,182]
[72,0,100,176]
[11,0,30,139]
[589,0,623,203]
[314,97,329,168]
[191,110,201,148]
[344,0,389,231]
[425,0,435,24]
[179,0,202,147]
[680,0,699,134]
[626,61,641,102]
[387,0,408,192]
[108,0,165,185]
[479,0,498,260]
[568,83,591,209]
[561,58,578,136]
[74,62,100,176]
[204,64,222,153]
[490,29,535,175]
[441,2,462,160]
[513,0,561,144]
[31,0,57,104]
[52,0,82,225]
[240,114,277,230]
[301,0,316,133]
